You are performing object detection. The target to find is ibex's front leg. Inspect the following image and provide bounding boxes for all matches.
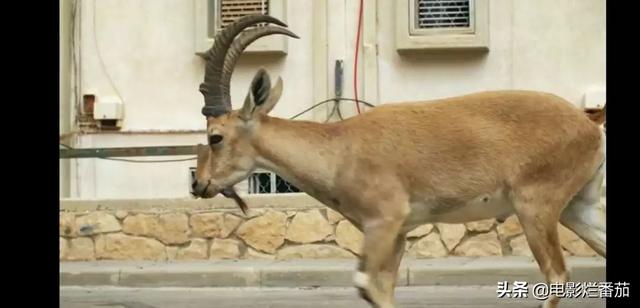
[378,236,407,299]
[353,198,410,308]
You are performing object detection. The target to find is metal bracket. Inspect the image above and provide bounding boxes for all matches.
[59,145,198,159]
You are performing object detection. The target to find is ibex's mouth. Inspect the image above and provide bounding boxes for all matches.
[192,183,249,215]
[191,178,221,198]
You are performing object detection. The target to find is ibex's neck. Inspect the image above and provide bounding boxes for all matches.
[252,116,343,197]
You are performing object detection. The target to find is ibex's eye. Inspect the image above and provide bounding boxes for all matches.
[209,134,224,145]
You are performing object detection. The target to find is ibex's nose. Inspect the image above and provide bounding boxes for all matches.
[191,180,202,197]
[192,179,216,198]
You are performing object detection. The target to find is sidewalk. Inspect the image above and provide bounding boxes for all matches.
[60,256,605,288]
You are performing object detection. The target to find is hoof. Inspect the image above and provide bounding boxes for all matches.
[357,286,374,305]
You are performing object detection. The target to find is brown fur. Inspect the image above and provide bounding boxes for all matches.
[194,89,606,308]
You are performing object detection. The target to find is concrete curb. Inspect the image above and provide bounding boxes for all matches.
[60,257,605,288]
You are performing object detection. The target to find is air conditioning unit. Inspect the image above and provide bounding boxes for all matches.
[396,0,489,52]
[194,0,289,56]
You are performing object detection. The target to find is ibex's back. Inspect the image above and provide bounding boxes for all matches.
[333,91,603,222]
[344,90,601,167]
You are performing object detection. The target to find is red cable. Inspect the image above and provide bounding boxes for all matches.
[353,0,364,114]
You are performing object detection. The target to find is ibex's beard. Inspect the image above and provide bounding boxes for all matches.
[193,182,249,215]
[220,187,249,215]
[215,171,252,215]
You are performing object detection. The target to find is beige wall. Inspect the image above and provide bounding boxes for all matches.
[60,0,73,198]
[376,0,605,105]
[511,0,605,102]
[65,0,605,199]
[79,0,315,130]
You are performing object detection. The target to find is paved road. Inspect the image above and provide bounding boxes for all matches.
[60,286,605,308]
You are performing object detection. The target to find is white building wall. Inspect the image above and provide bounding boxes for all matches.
[64,0,605,199]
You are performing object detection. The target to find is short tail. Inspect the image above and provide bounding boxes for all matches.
[585,104,606,125]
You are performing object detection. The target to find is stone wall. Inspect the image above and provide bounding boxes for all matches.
[59,196,603,261]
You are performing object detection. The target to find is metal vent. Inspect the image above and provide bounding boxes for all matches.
[416,0,470,29]
[220,0,269,29]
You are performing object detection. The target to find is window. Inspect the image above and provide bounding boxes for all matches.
[247,170,300,194]
[194,0,288,55]
[396,0,489,52]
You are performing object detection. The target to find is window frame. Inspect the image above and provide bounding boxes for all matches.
[396,0,489,52]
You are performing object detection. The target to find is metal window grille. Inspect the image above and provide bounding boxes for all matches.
[416,0,471,29]
[248,171,300,194]
[208,0,269,36]
[189,168,299,195]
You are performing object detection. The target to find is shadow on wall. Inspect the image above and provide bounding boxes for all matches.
[397,49,489,69]
[235,52,288,67]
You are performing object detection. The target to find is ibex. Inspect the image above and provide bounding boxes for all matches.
[191,15,606,308]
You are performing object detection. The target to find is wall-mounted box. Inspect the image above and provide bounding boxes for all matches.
[93,96,124,121]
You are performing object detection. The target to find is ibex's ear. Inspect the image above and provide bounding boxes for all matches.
[260,76,283,114]
[239,69,283,121]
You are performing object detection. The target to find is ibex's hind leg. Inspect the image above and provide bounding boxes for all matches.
[514,195,569,308]
[560,160,606,257]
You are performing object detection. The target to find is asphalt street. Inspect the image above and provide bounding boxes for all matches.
[60,286,605,308]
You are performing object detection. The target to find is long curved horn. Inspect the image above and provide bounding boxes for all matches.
[199,15,288,117]
[220,27,299,105]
